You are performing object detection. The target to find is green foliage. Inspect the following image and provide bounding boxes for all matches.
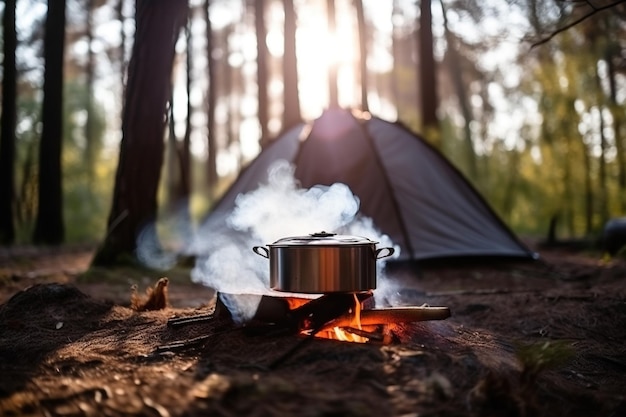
[62,159,115,242]
[9,0,625,247]
[13,88,42,242]
[62,81,112,243]
[12,80,115,244]
[516,341,574,384]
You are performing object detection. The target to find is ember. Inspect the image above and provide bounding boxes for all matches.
[241,291,450,346]
[308,294,370,343]
[166,288,443,370]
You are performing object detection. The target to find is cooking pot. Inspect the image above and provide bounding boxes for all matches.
[252,231,395,294]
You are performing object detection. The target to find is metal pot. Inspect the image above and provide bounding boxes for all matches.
[252,231,395,294]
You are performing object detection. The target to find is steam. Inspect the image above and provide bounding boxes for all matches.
[229,161,360,242]
[188,160,400,323]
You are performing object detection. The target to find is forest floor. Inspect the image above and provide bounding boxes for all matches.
[0,243,625,417]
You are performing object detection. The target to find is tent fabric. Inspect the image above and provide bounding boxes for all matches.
[204,108,536,262]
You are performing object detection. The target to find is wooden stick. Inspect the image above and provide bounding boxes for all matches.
[268,330,319,369]
[167,313,214,327]
[156,334,212,352]
[339,326,384,341]
[320,306,450,331]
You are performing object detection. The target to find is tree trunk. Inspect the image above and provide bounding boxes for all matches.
[181,18,192,201]
[33,0,67,245]
[354,0,368,112]
[204,0,218,193]
[441,1,477,179]
[117,0,127,91]
[583,140,593,236]
[255,0,270,146]
[594,64,609,228]
[501,149,520,221]
[167,24,192,240]
[563,123,575,236]
[390,0,400,109]
[418,0,439,142]
[92,0,188,265]
[282,0,302,131]
[16,138,38,228]
[223,23,239,166]
[85,0,96,182]
[606,43,625,212]
[167,98,179,210]
[326,0,339,108]
[0,0,17,244]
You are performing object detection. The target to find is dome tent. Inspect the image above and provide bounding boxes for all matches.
[201,108,536,262]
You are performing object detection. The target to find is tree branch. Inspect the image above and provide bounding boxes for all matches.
[531,0,626,48]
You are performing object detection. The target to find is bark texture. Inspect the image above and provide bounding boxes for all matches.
[0,0,17,244]
[93,0,188,265]
[33,0,67,245]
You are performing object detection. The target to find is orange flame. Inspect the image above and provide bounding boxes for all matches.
[312,294,369,343]
[285,297,313,310]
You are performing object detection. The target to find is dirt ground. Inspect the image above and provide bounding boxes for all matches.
[0,244,625,417]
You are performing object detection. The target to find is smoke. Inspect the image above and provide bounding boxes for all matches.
[136,202,194,270]
[189,160,400,323]
[136,223,178,270]
[228,161,360,242]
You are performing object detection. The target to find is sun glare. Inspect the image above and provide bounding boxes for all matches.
[265,1,359,120]
[300,3,358,118]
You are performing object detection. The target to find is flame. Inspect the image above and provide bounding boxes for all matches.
[313,294,369,343]
[285,297,313,310]
[283,294,371,343]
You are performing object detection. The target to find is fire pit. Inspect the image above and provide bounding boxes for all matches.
[242,291,450,343]
[249,231,450,342]
[168,231,450,366]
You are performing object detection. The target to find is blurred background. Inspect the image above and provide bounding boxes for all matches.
[0,0,624,249]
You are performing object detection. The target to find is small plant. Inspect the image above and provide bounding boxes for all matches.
[615,245,626,260]
[516,340,573,385]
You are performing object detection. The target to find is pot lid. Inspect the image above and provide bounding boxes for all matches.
[270,231,378,246]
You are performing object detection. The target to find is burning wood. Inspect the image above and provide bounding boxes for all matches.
[159,290,450,361]
[319,306,451,331]
[338,326,385,342]
[290,292,373,332]
[243,292,450,344]
[156,290,451,370]
[304,293,371,343]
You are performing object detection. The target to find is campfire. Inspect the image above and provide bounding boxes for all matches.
[169,289,449,344]
[169,231,451,367]
[177,170,452,363]
[314,293,369,343]
[245,231,451,343]
[166,288,450,368]
[245,291,450,343]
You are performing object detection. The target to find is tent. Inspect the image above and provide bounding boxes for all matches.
[201,108,536,262]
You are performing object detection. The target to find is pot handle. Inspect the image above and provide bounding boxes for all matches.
[252,246,270,259]
[375,247,395,260]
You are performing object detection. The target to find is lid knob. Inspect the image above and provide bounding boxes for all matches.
[310,231,336,237]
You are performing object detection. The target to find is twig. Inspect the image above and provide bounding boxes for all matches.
[531,0,626,48]
[320,307,450,331]
[167,313,214,327]
[269,330,320,369]
[156,334,212,352]
[340,326,384,341]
